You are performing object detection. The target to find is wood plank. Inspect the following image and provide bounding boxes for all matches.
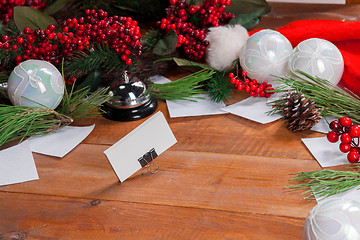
[0,192,305,240]
[0,144,319,219]
[76,99,324,160]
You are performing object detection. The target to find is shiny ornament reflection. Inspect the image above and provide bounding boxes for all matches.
[289,38,344,86]
[303,198,360,240]
[239,29,293,84]
[7,60,64,109]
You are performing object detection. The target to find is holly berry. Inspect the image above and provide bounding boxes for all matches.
[0,0,46,24]
[228,68,274,98]
[348,125,360,138]
[327,117,360,163]
[339,116,352,128]
[329,120,341,131]
[327,131,339,143]
[340,143,351,153]
[158,0,234,61]
[347,149,360,163]
[340,133,352,144]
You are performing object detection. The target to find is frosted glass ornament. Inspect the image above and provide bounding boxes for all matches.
[7,60,64,109]
[303,198,360,240]
[289,38,344,85]
[239,29,293,84]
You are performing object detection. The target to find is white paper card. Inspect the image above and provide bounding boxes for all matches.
[0,142,39,186]
[149,75,227,118]
[221,96,281,124]
[311,116,337,134]
[26,125,95,158]
[302,137,347,167]
[104,111,177,182]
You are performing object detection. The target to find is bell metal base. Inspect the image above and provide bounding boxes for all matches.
[101,98,158,121]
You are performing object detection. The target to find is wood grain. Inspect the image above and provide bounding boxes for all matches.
[0,192,304,240]
[0,143,318,219]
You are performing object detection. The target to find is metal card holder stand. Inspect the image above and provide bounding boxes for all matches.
[138,148,159,174]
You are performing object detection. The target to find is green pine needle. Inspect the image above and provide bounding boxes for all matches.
[63,44,131,78]
[288,166,360,199]
[206,71,233,103]
[57,86,111,120]
[0,104,73,146]
[270,71,360,123]
[147,69,215,101]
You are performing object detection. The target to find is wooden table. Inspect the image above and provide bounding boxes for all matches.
[1,3,359,239]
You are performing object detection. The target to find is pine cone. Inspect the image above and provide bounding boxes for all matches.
[280,92,322,132]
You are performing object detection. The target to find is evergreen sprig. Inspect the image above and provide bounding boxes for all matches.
[57,86,111,120]
[147,69,215,101]
[63,44,130,78]
[0,104,73,146]
[288,166,360,199]
[206,71,233,102]
[269,71,360,123]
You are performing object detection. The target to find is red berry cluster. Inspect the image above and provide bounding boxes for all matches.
[0,9,142,84]
[64,9,142,65]
[0,0,46,24]
[158,0,234,60]
[228,70,275,98]
[327,117,360,163]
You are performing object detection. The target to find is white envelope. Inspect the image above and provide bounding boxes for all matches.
[26,125,95,158]
[104,111,177,182]
[221,95,281,124]
[0,141,39,186]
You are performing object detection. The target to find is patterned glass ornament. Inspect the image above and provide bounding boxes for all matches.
[7,60,64,109]
[303,198,360,240]
[289,38,344,86]
[239,29,293,84]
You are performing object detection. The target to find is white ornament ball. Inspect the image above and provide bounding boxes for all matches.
[206,24,249,71]
[7,59,64,109]
[303,198,360,240]
[288,38,344,85]
[239,29,293,84]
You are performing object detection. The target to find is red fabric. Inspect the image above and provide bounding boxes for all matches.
[251,20,360,96]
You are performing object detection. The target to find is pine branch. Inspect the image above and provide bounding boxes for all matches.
[147,69,215,101]
[206,71,233,103]
[57,86,111,120]
[288,166,360,199]
[0,104,73,146]
[270,71,360,123]
[63,44,131,78]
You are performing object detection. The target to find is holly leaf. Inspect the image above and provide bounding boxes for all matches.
[44,0,77,15]
[14,6,59,31]
[172,57,213,70]
[153,30,178,56]
[226,0,271,29]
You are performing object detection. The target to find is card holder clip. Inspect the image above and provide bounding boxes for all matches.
[138,148,159,173]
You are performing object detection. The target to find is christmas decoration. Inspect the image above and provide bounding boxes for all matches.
[101,71,157,121]
[228,67,274,98]
[205,24,248,71]
[270,71,360,125]
[288,38,344,86]
[274,19,360,97]
[277,91,321,132]
[7,59,64,109]
[288,166,360,199]
[0,0,46,24]
[303,198,360,240]
[156,0,234,61]
[0,86,110,146]
[327,117,360,163]
[239,29,293,84]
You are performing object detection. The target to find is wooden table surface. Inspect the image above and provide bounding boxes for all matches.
[1,3,360,240]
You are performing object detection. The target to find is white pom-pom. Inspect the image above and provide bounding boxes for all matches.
[205,25,249,71]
